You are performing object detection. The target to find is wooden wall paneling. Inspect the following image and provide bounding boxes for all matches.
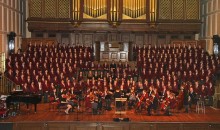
[147,34,158,45]
[156,123,181,130]
[129,33,135,43]
[185,40,197,46]
[219,0,220,11]
[75,34,79,44]
[47,122,70,130]
[13,123,45,130]
[147,34,152,45]
[83,34,93,46]
[165,34,171,44]
[70,123,98,130]
[0,34,2,52]
[109,33,119,42]
[157,36,166,45]
[102,123,130,130]
[95,41,100,61]
[61,33,70,45]
[121,33,130,42]
[95,34,107,42]
[171,40,183,46]
[7,0,10,8]
[152,34,158,45]
[69,33,75,45]
[9,9,11,31]
[208,124,220,130]
[135,34,144,46]
[0,6,2,31]
[217,13,220,34]
[212,14,217,35]
[61,37,70,45]
[182,123,208,130]
[198,40,206,50]
[144,34,148,44]
[129,123,152,130]
[7,122,220,130]
[128,41,133,61]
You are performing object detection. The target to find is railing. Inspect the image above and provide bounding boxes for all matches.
[0,52,5,75]
[0,52,20,94]
[0,75,20,94]
[213,84,220,108]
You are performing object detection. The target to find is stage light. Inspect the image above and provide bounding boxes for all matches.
[8,32,16,54]
[213,35,220,55]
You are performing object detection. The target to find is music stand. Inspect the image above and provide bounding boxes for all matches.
[115,98,127,115]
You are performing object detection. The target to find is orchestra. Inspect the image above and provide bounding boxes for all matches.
[3,43,219,116]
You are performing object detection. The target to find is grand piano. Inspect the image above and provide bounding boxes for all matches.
[6,91,42,113]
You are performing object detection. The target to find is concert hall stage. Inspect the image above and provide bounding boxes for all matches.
[0,103,220,130]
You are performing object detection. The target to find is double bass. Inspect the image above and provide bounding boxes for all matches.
[160,93,177,111]
[175,89,184,110]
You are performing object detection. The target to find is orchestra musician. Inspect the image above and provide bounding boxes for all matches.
[136,90,148,111]
[160,90,175,116]
[104,87,113,111]
[183,85,190,113]
[64,92,78,114]
[176,85,184,110]
[49,88,60,106]
[188,86,197,109]
[146,92,158,116]
[128,89,137,109]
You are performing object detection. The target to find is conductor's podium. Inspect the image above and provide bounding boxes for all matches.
[115,98,127,114]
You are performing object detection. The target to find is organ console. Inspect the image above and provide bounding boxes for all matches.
[100,42,129,62]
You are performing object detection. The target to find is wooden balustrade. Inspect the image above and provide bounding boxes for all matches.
[21,38,58,51]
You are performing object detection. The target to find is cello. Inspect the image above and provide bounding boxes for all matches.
[136,90,148,109]
[145,95,154,108]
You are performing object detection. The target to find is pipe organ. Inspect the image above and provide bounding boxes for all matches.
[123,0,147,19]
[84,0,107,19]
[28,0,201,33]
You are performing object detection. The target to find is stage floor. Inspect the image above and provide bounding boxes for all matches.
[1,103,220,123]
